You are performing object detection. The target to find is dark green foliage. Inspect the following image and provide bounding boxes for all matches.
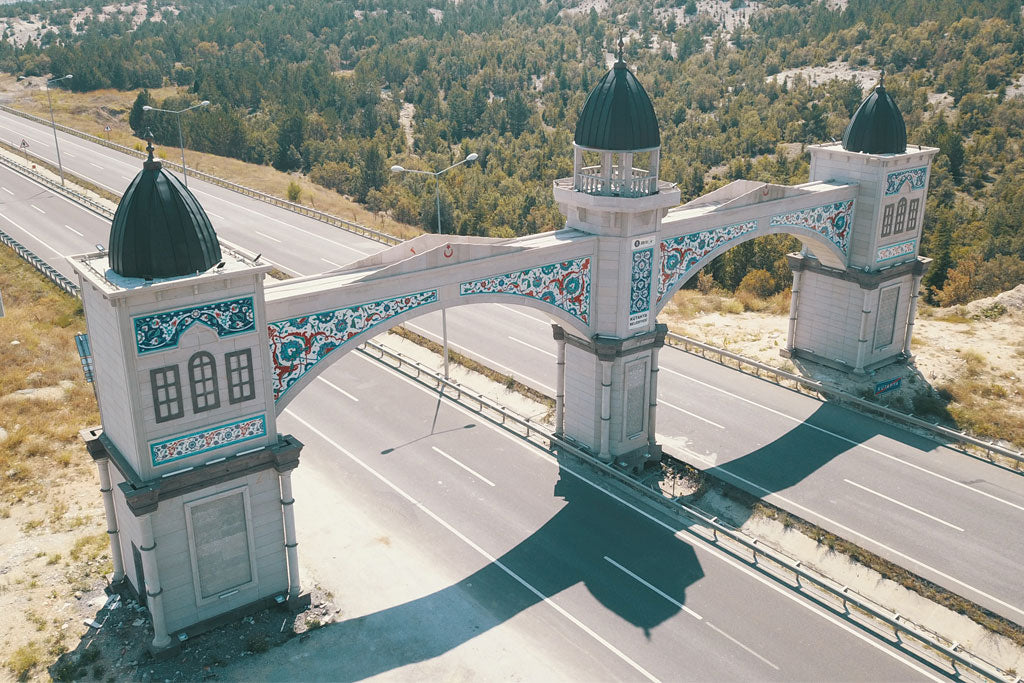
[2,0,1021,287]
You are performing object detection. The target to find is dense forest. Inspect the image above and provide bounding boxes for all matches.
[1,0,1023,304]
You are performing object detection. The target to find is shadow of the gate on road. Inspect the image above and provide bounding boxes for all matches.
[272,465,703,680]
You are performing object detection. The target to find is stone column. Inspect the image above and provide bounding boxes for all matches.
[854,288,874,374]
[903,272,924,358]
[138,512,171,649]
[787,268,803,353]
[598,359,613,462]
[553,326,566,435]
[278,470,301,600]
[94,457,125,583]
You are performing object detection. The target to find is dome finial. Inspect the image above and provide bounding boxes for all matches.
[616,32,625,65]
[144,128,155,163]
[878,69,885,90]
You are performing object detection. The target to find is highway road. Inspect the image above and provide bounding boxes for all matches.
[2,107,1022,633]
[223,350,944,680]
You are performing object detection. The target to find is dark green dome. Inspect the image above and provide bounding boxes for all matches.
[842,81,907,154]
[574,54,660,151]
[109,138,220,279]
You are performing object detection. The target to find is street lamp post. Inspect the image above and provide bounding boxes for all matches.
[142,100,210,187]
[391,152,478,378]
[19,74,72,186]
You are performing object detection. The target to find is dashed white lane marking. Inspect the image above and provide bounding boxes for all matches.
[121,175,134,181]
[1,214,63,257]
[405,322,555,395]
[254,229,281,243]
[317,377,359,402]
[844,479,964,532]
[604,556,703,620]
[661,366,1024,513]
[346,353,944,681]
[431,446,496,487]
[705,622,780,671]
[89,162,104,169]
[495,303,548,324]
[1,186,13,195]
[321,257,344,269]
[207,211,225,220]
[716,467,1024,621]
[659,399,724,429]
[64,224,83,237]
[63,152,75,158]
[283,409,660,683]
[508,335,555,358]
[31,204,45,214]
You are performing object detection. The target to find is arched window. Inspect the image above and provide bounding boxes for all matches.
[881,203,894,237]
[906,198,920,232]
[893,197,907,234]
[188,351,220,413]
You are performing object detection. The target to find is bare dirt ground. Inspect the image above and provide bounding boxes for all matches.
[661,286,1024,452]
[767,60,881,90]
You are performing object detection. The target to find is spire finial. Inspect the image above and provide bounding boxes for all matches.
[617,32,625,64]
[144,128,155,162]
[878,69,885,90]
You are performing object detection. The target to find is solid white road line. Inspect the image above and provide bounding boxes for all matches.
[844,479,964,532]
[1,214,64,257]
[317,377,359,402]
[508,335,555,358]
[263,257,303,277]
[64,224,83,237]
[705,622,780,671]
[405,323,555,394]
[31,204,45,214]
[283,409,660,683]
[431,446,496,487]
[321,257,344,269]
[659,399,724,429]
[603,556,703,620]
[189,186,375,256]
[662,366,1024,513]
[716,467,1024,621]
[1,186,13,195]
[254,229,281,243]
[353,352,945,681]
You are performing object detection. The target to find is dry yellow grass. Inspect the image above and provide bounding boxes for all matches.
[0,77,422,241]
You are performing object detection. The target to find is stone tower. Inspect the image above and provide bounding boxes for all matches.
[785,81,938,374]
[552,43,680,467]
[70,138,302,651]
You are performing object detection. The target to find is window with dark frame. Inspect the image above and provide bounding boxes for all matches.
[893,197,907,234]
[188,351,221,413]
[907,198,920,232]
[225,349,255,404]
[881,203,894,237]
[151,365,184,423]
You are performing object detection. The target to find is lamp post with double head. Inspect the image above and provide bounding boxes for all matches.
[391,152,478,378]
[142,100,210,187]
[19,74,72,186]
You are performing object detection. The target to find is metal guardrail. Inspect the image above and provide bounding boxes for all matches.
[358,337,1011,683]
[0,146,1011,680]
[0,224,80,296]
[2,102,1018,472]
[0,104,401,247]
[666,332,1024,468]
[0,146,115,220]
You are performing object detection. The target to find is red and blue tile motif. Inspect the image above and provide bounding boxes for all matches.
[658,221,758,304]
[769,199,854,255]
[458,258,591,324]
[134,296,256,355]
[885,167,927,196]
[268,289,438,401]
[877,239,916,263]
[150,414,266,466]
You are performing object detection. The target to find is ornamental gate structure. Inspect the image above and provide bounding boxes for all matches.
[70,57,935,648]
